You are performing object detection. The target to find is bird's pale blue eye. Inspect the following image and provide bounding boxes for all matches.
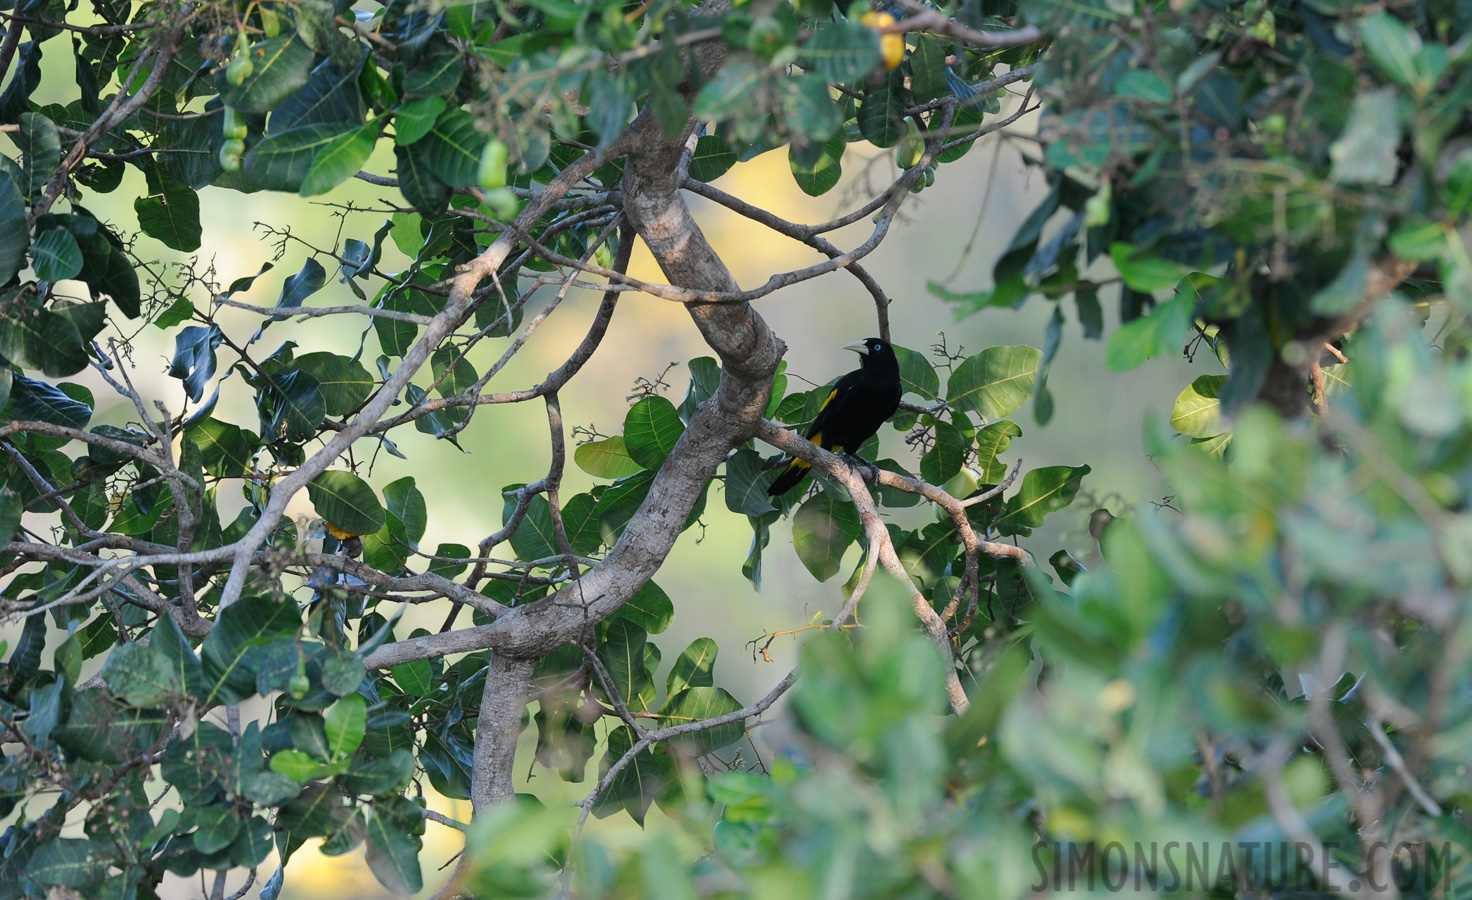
[872,343,881,351]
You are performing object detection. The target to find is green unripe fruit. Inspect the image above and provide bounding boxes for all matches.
[895,118,924,169]
[478,139,509,189]
[226,53,253,86]
[222,106,248,140]
[219,138,244,172]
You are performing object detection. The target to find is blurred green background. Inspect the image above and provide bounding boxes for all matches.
[32,84,1200,895]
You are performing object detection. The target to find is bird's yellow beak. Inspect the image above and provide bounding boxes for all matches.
[843,340,869,356]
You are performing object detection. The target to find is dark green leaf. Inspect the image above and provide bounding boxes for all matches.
[614,581,674,635]
[301,119,381,196]
[307,470,386,536]
[688,134,737,182]
[802,21,882,84]
[219,33,316,113]
[244,124,348,192]
[30,227,82,282]
[598,618,648,704]
[418,108,486,188]
[921,419,967,484]
[792,492,862,581]
[789,132,845,196]
[656,687,745,754]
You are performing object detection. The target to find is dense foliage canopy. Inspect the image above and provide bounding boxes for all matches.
[0,0,1468,898]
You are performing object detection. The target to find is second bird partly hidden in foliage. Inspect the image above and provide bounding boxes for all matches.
[768,338,903,496]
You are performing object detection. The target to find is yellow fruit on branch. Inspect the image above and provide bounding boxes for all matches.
[859,11,905,70]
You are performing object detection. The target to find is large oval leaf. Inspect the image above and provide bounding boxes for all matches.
[574,436,644,479]
[293,351,374,417]
[307,470,386,536]
[946,345,1042,419]
[656,686,745,755]
[300,120,381,196]
[417,108,486,188]
[1172,374,1227,438]
[792,493,861,582]
[219,32,316,113]
[244,124,349,192]
[623,396,684,469]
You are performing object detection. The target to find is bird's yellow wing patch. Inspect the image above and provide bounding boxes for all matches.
[818,388,837,413]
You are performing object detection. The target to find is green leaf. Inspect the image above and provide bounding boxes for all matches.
[28,839,99,887]
[292,351,374,416]
[894,343,939,399]
[0,487,21,546]
[244,124,347,192]
[300,119,381,196]
[0,174,26,284]
[404,43,465,98]
[858,69,906,148]
[909,36,949,101]
[200,594,300,704]
[324,693,367,761]
[418,108,486,188]
[779,73,841,143]
[996,465,1091,533]
[30,227,82,282]
[614,581,674,635]
[598,618,648,703]
[218,32,316,113]
[920,419,967,484]
[687,134,736,182]
[1109,243,1189,292]
[947,345,1042,418]
[1388,220,1450,262]
[183,418,257,478]
[271,748,326,782]
[973,420,1022,481]
[508,493,559,561]
[363,475,427,571]
[1104,292,1192,371]
[1171,374,1227,438]
[17,112,60,195]
[191,805,243,854]
[0,287,88,377]
[1357,13,1428,92]
[1115,69,1172,102]
[656,687,745,755]
[724,446,778,517]
[668,637,718,695]
[394,96,447,146]
[792,493,862,582]
[395,142,450,214]
[802,21,881,84]
[307,470,386,536]
[594,726,663,823]
[134,169,201,252]
[694,60,764,122]
[561,494,602,556]
[623,396,685,469]
[597,471,655,545]
[790,132,845,197]
[100,642,181,707]
[390,659,433,696]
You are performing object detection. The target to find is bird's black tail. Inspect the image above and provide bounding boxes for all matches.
[767,458,811,496]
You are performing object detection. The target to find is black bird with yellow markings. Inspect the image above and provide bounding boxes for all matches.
[768,337,903,496]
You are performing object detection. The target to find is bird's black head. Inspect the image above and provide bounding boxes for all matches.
[845,337,897,370]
